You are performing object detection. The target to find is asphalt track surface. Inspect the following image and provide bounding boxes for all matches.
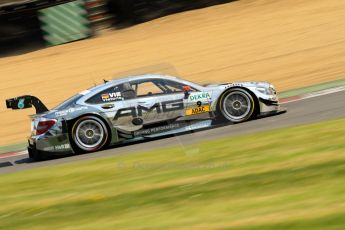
[1,90,345,174]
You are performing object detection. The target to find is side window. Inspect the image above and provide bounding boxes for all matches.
[135,81,164,97]
[164,80,198,93]
[129,79,197,98]
[86,84,125,104]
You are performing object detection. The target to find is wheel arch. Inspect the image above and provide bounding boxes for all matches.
[66,113,115,151]
[216,86,260,118]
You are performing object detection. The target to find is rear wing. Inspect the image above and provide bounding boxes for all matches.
[6,95,49,114]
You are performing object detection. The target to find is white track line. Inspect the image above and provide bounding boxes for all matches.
[0,150,28,159]
[16,150,28,156]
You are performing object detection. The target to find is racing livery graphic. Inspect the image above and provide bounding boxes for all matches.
[6,75,285,160]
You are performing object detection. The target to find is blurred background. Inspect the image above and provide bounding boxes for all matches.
[0,1,345,229]
[0,0,233,55]
[0,0,344,146]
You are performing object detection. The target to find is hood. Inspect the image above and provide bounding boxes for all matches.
[205,81,271,88]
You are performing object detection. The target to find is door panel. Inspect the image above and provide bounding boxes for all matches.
[87,79,214,134]
[182,91,213,119]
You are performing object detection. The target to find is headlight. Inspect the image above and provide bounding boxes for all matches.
[256,87,270,94]
[256,87,276,95]
[268,87,276,95]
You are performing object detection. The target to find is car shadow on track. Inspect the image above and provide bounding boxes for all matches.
[14,158,34,164]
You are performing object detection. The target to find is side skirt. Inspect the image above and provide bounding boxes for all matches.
[112,120,213,145]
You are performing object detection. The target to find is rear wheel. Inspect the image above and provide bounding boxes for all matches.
[71,116,109,153]
[218,89,255,123]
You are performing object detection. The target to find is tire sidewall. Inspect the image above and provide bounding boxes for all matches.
[218,88,255,123]
[71,116,109,153]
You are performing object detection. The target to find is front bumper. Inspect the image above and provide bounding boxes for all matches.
[258,97,281,114]
[258,97,287,117]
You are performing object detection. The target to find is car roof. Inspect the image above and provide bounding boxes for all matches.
[110,74,178,84]
[87,74,180,92]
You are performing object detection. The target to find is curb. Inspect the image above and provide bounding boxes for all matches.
[0,143,27,155]
[0,150,28,159]
[279,85,345,104]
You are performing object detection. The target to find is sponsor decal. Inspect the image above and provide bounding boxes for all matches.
[55,106,88,117]
[55,143,71,150]
[114,99,184,120]
[134,120,213,137]
[102,92,122,102]
[18,98,25,109]
[43,144,71,151]
[134,123,182,136]
[101,94,110,100]
[186,105,210,116]
[231,83,244,87]
[224,83,244,89]
[189,92,212,101]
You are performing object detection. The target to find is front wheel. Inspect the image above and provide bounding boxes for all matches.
[218,89,255,123]
[71,116,109,153]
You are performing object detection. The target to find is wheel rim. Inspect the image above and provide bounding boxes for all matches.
[222,91,252,121]
[74,119,105,151]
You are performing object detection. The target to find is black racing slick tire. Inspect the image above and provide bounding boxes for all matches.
[71,116,109,153]
[217,88,255,123]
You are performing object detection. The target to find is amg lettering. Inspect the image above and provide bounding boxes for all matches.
[113,99,184,120]
[114,107,136,120]
[162,99,184,112]
[137,103,161,116]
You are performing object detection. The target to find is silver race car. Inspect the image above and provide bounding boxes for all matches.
[6,74,285,160]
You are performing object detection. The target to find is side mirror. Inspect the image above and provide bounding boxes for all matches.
[183,86,191,99]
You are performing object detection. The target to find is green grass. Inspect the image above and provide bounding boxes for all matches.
[279,78,345,98]
[0,142,26,154]
[1,118,345,229]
